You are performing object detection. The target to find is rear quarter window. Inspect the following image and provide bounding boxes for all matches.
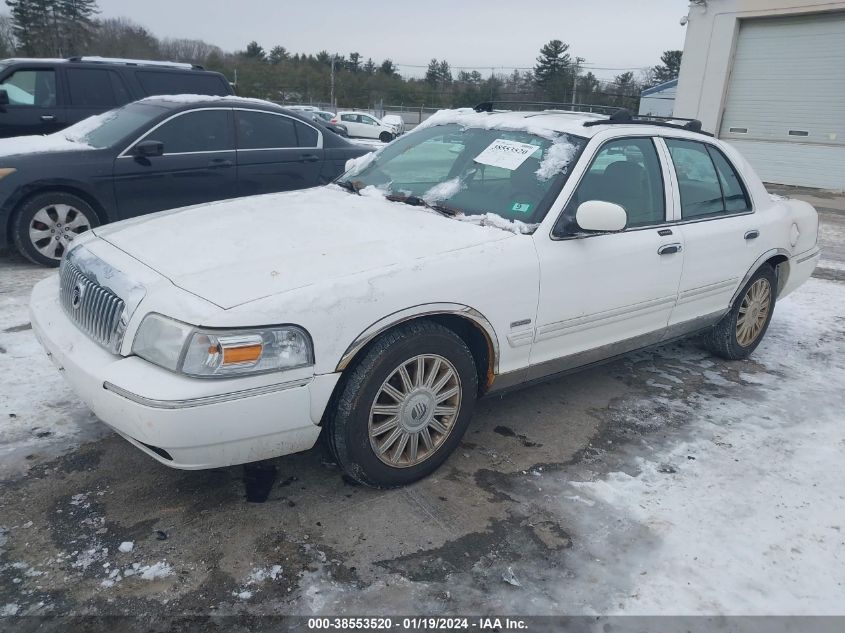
[136,70,230,97]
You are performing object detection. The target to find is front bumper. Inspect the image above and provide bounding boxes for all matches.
[29,275,338,469]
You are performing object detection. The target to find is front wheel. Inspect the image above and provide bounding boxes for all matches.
[703,264,777,360]
[378,131,394,143]
[13,192,100,267]
[325,320,478,488]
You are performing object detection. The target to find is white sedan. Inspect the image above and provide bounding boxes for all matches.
[333,111,395,142]
[30,106,820,488]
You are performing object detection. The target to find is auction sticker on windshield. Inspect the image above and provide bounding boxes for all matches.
[474,139,537,170]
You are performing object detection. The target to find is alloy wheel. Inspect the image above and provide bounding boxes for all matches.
[29,203,92,261]
[736,278,771,346]
[368,353,462,468]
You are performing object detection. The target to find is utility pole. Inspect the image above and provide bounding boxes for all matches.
[330,55,336,110]
[490,67,495,101]
[572,56,585,105]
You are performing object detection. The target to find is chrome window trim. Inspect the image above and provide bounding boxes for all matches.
[103,377,311,409]
[233,107,323,149]
[117,106,235,158]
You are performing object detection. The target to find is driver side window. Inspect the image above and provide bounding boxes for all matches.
[555,137,666,236]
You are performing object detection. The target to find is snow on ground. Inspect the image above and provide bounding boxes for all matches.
[0,257,109,479]
[290,278,844,615]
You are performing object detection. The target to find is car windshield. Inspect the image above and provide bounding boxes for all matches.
[60,102,169,149]
[341,123,586,225]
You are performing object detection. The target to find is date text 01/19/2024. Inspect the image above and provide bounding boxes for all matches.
[306,617,529,630]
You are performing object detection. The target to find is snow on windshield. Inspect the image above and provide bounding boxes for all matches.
[423,177,464,203]
[535,136,579,181]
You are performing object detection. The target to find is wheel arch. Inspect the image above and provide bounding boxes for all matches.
[335,303,500,394]
[10,183,110,231]
[729,248,790,308]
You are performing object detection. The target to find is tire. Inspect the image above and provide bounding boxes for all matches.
[379,131,393,143]
[13,192,100,267]
[325,320,478,488]
[703,264,777,360]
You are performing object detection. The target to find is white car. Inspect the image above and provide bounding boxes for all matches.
[30,106,819,488]
[333,111,395,142]
[381,114,406,136]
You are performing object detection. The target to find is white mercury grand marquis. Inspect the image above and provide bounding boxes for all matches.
[30,105,820,488]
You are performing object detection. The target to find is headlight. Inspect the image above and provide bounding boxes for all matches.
[132,314,313,378]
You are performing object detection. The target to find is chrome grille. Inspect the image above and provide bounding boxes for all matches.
[60,257,125,353]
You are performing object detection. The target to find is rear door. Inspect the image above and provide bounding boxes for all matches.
[64,67,132,126]
[235,109,325,195]
[340,113,365,137]
[113,108,237,218]
[660,137,761,326]
[0,66,65,137]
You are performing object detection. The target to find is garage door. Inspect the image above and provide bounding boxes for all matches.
[719,12,845,190]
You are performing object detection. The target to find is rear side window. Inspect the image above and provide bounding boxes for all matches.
[67,68,121,107]
[666,139,750,218]
[706,146,751,212]
[145,109,233,154]
[294,120,318,147]
[0,69,56,106]
[236,111,298,149]
[136,70,230,97]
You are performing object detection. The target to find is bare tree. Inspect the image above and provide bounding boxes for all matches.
[159,37,221,64]
[93,17,159,59]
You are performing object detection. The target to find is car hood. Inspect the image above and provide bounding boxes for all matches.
[94,186,517,309]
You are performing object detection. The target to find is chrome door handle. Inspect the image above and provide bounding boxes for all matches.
[299,154,320,163]
[744,230,760,240]
[208,158,233,168]
[658,243,683,255]
[40,115,56,122]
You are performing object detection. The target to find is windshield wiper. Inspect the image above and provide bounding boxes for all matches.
[335,179,360,195]
[385,194,458,217]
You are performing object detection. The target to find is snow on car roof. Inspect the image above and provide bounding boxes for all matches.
[415,107,657,139]
[138,94,276,107]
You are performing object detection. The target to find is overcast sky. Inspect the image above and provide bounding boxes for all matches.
[94,0,689,80]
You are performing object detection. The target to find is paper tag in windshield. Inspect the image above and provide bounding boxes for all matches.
[474,139,537,170]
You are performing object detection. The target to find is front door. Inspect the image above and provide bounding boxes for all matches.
[113,108,237,218]
[530,136,684,379]
[235,109,325,196]
[0,67,65,137]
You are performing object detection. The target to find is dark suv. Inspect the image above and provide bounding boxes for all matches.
[0,56,233,138]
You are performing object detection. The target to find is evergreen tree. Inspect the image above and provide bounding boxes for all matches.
[244,40,265,61]
[56,0,97,54]
[534,39,570,86]
[346,51,360,72]
[437,59,451,84]
[362,57,375,75]
[424,58,438,86]
[379,59,396,76]
[7,0,55,56]
[268,45,288,64]
[650,50,683,84]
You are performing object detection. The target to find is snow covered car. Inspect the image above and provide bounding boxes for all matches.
[29,105,820,488]
[381,114,406,136]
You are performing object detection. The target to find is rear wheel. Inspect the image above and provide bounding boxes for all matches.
[379,131,393,143]
[703,265,777,360]
[325,320,478,488]
[13,192,99,267]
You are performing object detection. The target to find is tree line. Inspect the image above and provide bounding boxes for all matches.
[1,0,682,111]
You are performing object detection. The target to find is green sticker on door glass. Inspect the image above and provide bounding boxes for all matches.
[511,202,532,213]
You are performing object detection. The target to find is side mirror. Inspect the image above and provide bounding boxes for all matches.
[133,140,164,158]
[575,200,627,233]
[0,89,9,106]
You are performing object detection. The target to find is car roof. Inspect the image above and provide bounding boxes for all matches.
[417,108,714,141]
